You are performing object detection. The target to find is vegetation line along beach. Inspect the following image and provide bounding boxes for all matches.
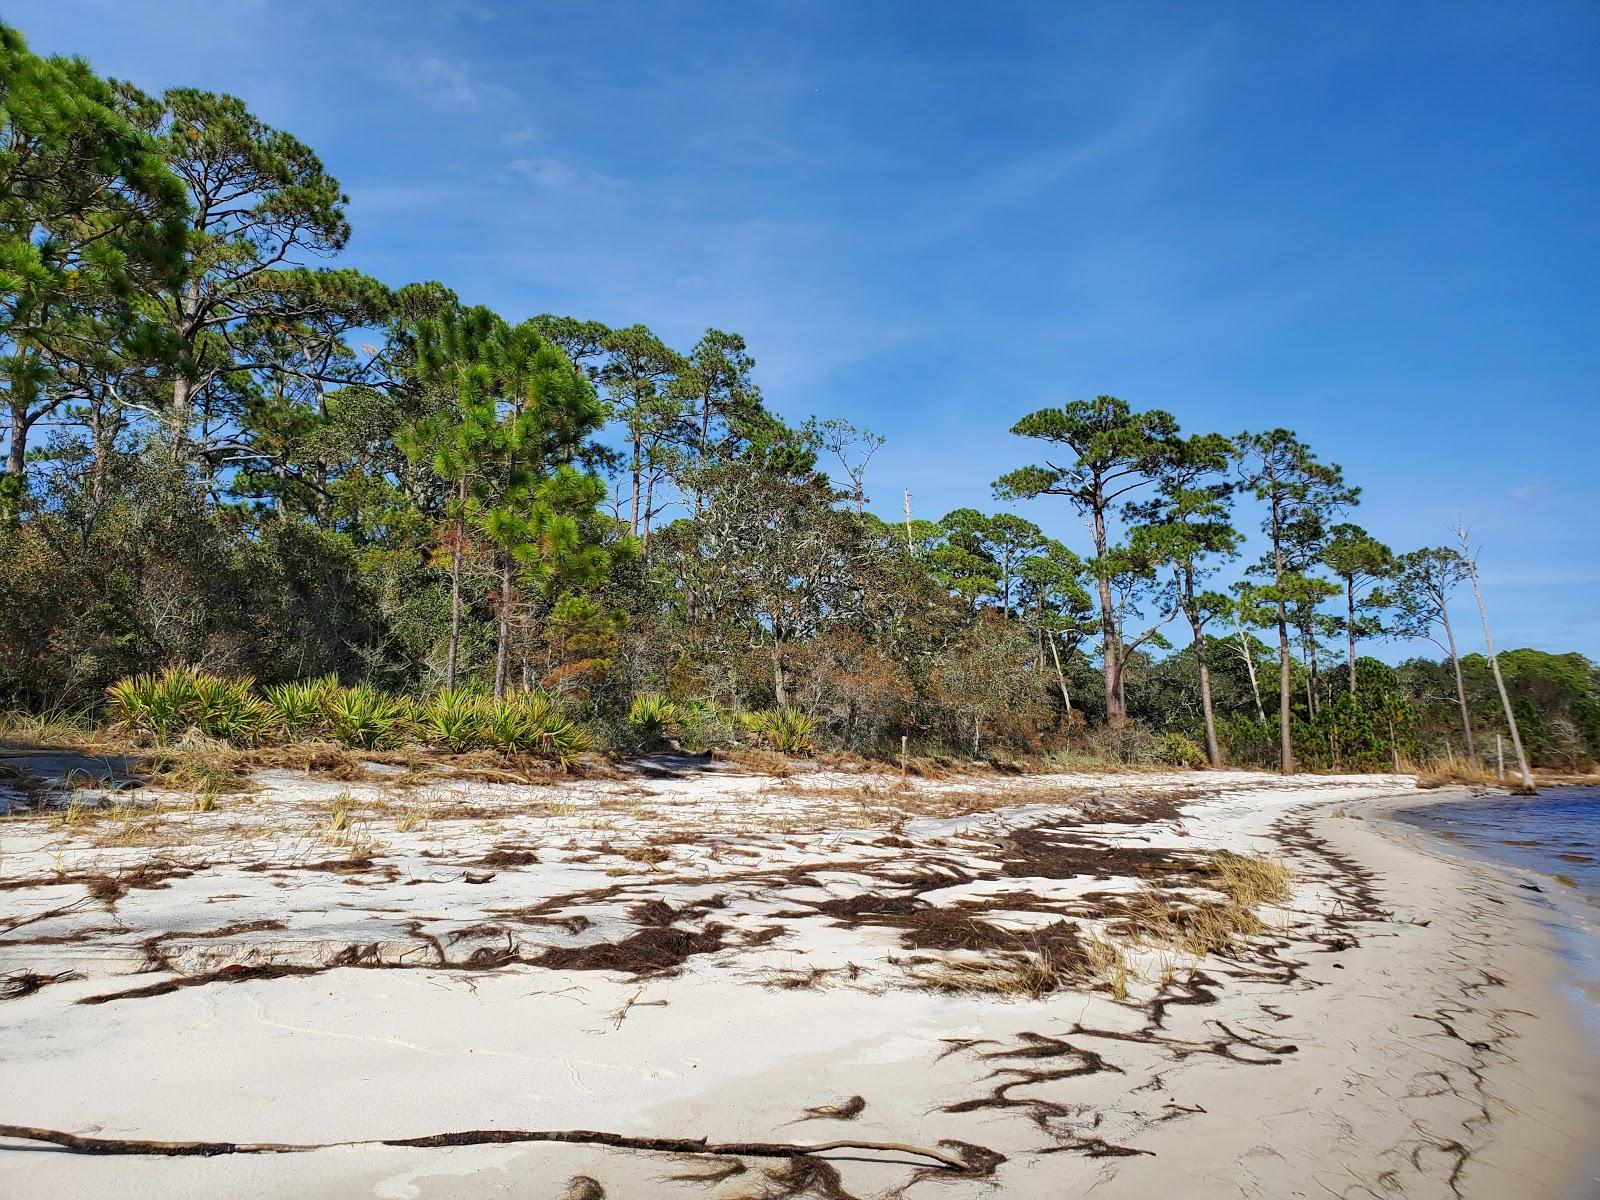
[1,8,1597,1200]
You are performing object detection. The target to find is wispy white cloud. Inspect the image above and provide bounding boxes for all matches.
[508,156,622,192]
[891,33,1225,249]
[380,54,515,109]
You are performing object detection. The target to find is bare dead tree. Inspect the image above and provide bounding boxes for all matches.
[1453,518,1534,793]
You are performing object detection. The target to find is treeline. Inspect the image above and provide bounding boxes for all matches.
[2,26,1595,774]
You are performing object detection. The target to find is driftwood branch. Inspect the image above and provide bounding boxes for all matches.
[0,1124,972,1171]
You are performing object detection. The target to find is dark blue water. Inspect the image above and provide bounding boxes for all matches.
[1401,787,1600,898]
[1398,787,1600,1030]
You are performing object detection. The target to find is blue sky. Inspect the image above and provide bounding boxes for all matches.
[13,1,1598,658]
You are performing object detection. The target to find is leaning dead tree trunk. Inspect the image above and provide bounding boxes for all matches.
[1047,633,1073,717]
[1438,601,1476,761]
[1234,616,1266,723]
[1455,522,1534,793]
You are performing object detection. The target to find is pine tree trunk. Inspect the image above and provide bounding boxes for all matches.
[1346,578,1359,695]
[1307,633,1320,717]
[445,476,466,691]
[1092,506,1122,726]
[1278,612,1294,775]
[629,435,642,538]
[1190,613,1221,768]
[89,397,114,505]
[1272,497,1294,775]
[169,373,192,464]
[641,473,655,555]
[4,398,27,482]
[1301,635,1315,715]
[493,552,513,699]
[169,284,202,464]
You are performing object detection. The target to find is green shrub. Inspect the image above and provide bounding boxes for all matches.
[190,674,273,745]
[1153,731,1207,769]
[740,707,817,755]
[481,694,536,752]
[262,677,337,741]
[420,688,484,752]
[673,698,732,754]
[323,685,409,749]
[625,693,679,749]
[414,690,587,765]
[107,667,268,745]
[107,666,202,739]
[500,691,588,766]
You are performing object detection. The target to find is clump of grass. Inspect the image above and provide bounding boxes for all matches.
[57,797,101,830]
[914,950,1072,1000]
[1083,934,1132,1001]
[0,708,95,748]
[140,742,254,795]
[394,802,431,833]
[99,803,167,847]
[724,748,795,777]
[325,790,356,835]
[619,845,670,869]
[319,790,380,858]
[241,742,371,780]
[1412,758,1500,789]
[61,769,119,791]
[1207,851,1292,908]
[189,791,219,813]
[1121,891,1265,957]
[54,795,173,847]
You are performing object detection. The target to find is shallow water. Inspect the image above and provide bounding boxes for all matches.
[1397,787,1600,1032]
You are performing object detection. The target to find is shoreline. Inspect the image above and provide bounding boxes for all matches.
[1290,787,1599,1199]
[0,764,1595,1197]
[1373,784,1600,1198]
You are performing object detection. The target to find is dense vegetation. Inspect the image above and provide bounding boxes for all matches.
[3,26,1594,774]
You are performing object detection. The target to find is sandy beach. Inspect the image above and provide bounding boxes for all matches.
[1,757,1594,1199]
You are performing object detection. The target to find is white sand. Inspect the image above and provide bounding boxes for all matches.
[0,760,1594,1198]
